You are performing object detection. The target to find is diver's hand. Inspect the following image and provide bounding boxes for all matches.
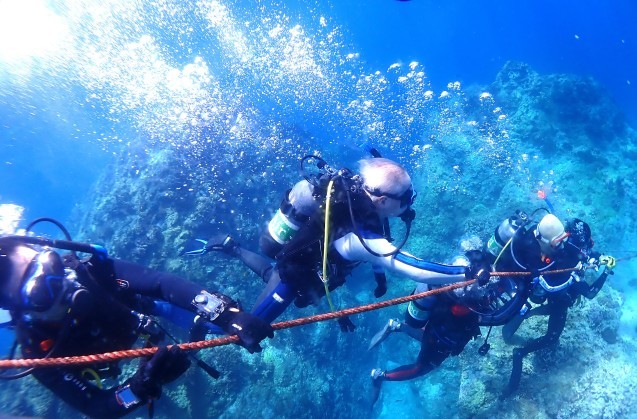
[224,309,274,353]
[337,316,357,333]
[130,346,190,400]
[373,269,387,298]
[465,264,490,286]
[464,250,491,286]
[573,261,587,277]
[373,283,387,298]
[599,255,616,271]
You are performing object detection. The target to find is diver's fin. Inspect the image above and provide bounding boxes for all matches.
[181,238,209,256]
[205,234,239,255]
[370,369,385,408]
[368,319,401,350]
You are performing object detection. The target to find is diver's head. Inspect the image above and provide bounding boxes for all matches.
[565,218,593,253]
[534,214,568,254]
[0,241,71,322]
[0,241,37,310]
[358,158,416,218]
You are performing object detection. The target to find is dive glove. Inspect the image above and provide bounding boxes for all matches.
[599,255,616,270]
[224,309,274,353]
[465,264,491,286]
[373,265,387,298]
[373,283,388,298]
[130,346,191,400]
[464,250,492,286]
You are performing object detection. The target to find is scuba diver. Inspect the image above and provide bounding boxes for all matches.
[186,155,488,331]
[366,246,509,406]
[0,220,274,418]
[494,215,616,398]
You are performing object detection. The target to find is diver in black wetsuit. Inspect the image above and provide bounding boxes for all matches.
[367,250,510,406]
[368,282,483,406]
[0,235,273,418]
[498,216,615,398]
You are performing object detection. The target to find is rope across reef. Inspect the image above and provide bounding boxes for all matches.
[0,265,603,370]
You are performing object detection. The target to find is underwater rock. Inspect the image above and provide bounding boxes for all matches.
[601,327,618,344]
[491,61,629,153]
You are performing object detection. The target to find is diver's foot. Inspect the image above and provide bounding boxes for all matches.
[501,348,524,400]
[368,318,401,350]
[370,368,385,407]
[501,314,526,345]
[371,368,386,383]
[206,234,239,255]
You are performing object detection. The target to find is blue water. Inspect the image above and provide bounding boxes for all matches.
[1,0,635,223]
[1,0,635,222]
[1,1,636,417]
[334,0,637,123]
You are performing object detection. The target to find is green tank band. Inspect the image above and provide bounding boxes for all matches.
[407,301,430,321]
[268,209,300,245]
[487,235,503,256]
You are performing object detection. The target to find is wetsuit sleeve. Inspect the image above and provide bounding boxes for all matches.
[332,232,467,284]
[584,269,610,298]
[571,268,610,300]
[110,259,204,310]
[33,367,144,418]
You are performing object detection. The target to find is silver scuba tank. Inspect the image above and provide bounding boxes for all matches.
[260,180,319,258]
[487,211,528,257]
[406,282,437,328]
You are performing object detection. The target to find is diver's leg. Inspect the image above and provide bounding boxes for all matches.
[502,301,568,398]
[250,269,295,323]
[502,313,527,345]
[207,234,274,281]
[370,327,442,407]
[502,304,553,345]
[516,302,568,354]
[402,324,425,342]
[234,247,274,282]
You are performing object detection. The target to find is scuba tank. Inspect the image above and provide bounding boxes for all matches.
[487,211,528,257]
[406,282,437,328]
[406,254,470,328]
[259,155,338,259]
[260,179,320,259]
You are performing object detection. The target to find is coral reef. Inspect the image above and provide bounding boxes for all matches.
[3,60,637,419]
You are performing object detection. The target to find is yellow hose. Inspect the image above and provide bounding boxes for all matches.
[493,236,514,270]
[322,179,336,311]
[80,368,103,389]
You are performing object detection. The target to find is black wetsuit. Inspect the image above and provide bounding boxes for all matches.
[384,296,480,381]
[16,258,206,418]
[498,226,605,396]
[243,180,386,322]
